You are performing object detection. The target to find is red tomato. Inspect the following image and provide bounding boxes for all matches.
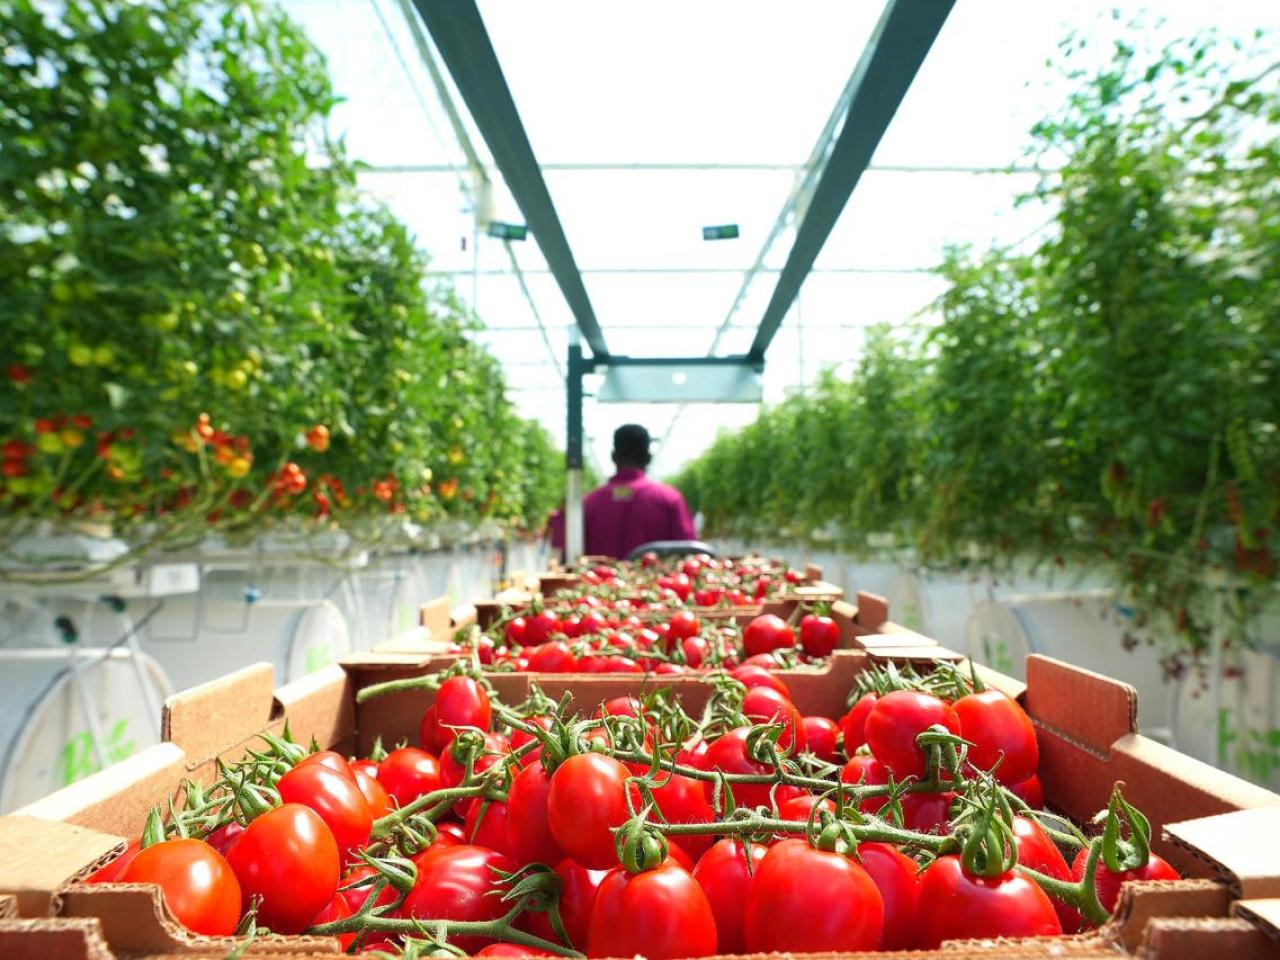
[865,690,962,778]
[1010,774,1045,809]
[901,791,955,833]
[433,676,493,743]
[524,611,563,645]
[588,861,717,959]
[651,772,716,861]
[655,661,687,675]
[578,612,607,636]
[840,693,878,757]
[226,803,339,934]
[1070,846,1180,914]
[681,635,709,668]
[310,891,356,949]
[668,610,701,641]
[953,688,1039,785]
[547,753,631,869]
[560,615,583,638]
[858,842,921,950]
[839,755,890,814]
[353,769,391,819]
[419,704,445,752]
[776,794,836,836]
[463,798,511,857]
[744,839,884,951]
[505,759,565,866]
[524,858,607,951]
[601,695,645,719]
[703,727,804,811]
[120,839,241,935]
[338,863,398,915]
[1013,816,1079,932]
[505,616,528,645]
[741,685,806,753]
[277,760,373,858]
[917,854,1061,947]
[729,663,791,698]
[509,714,554,768]
[377,747,441,807]
[87,837,141,884]
[799,613,839,657]
[298,750,358,782]
[692,837,768,954]
[802,716,840,763]
[475,944,551,957]
[440,731,509,791]
[349,758,379,780]
[742,614,795,657]
[205,821,244,857]
[402,845,515,953]
[525,641,578,672]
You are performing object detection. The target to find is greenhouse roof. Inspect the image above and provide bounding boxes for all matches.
[280,0,1274,478]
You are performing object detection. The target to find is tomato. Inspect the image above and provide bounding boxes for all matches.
[524,610,563,645]
[578,612,607,636]
[432,676,492,745]
[799,613,839,657]
[692,837,768,953]
[525,641,578,672]
[1013,816,1079,932]
[589,861,717,959]
[858,842,921,949]
[349,758,379,780]
[1070,846,1180,914]
[1010,774,1045,809]
[901,791,955,833]
[840,693,879,756]
[505,616,528,646]
[226,803,339,933]
[87,837,141,884]
[353,769,392,819]
[703,727,804,811]
[776,794,836,836]
[802,716,840,764]
[402,845,515,954]
[277,760,373,858]
[547,753,631,869]
[120,839,241,936]
[338,863,398,915]
[839,754,890,814]
[310,891,356,949]
[509,714,554,768]
[205,821,244,857]
[744,839,883,951]
[601,695,645,720]
[916,854,1061,947]
[377,747,441,807]
[729,663,791,698]
[953,688,1038,785]
[299,750,358,782]
[463,798,512,857]
[668,610,701,641]
[505,759,565,866]
[440,731,509,791]
[523,858,607,950]
[742,614,795,657]
[651,771,716,861]
[681,635,709,668]
[741,685,806,753]
[475,944,551,957]
[419,704,445,753]
[865,690,962,778]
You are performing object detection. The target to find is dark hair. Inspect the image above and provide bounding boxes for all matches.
[612,424,651,468]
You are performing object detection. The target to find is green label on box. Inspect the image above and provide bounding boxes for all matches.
[59,718,136,787]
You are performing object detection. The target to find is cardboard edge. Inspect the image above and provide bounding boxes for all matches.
[417,595,452,637]
[162,663,278,762]
[0,916,115,960]
[1232,898,1280,941]
[0,817,123,917]
[1165,808,1280,898]
[1138,915,1278,960]
[1100,878,1231,952]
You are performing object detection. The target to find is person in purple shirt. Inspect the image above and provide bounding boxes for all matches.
[583,425,696,559]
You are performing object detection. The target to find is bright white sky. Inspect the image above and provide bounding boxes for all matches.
[281,0,1277,479]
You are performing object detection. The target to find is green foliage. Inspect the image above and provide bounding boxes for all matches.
[0,0,562,563]
[675,29,1280,661]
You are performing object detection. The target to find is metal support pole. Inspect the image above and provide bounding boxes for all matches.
[566,333,587,564]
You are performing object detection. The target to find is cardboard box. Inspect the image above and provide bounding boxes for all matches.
[2,650,1279,960]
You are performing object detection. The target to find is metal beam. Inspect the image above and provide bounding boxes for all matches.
[410,0,608,358]
[364,162,1045,175]
[747,0,954,361]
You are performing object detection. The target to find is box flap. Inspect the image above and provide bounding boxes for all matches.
[417,596,453,637]
[1102,878,1229,951]
[875,621,939,645]
[855,590,889,630]
[450,603,478,628]
[162,663,277,763]
[0,917,114,960]
[803,561,824,582]
[1165,807,1280,897]
[1233,898,1280,941]
[0,817,121,916]
[1139,916,1277,960]
[273,664,354,759]
[1024,655,1136,753]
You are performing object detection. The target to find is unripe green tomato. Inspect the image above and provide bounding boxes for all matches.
[92,345,114,366]
[37,433,64,455]
[68,343,94,367]
[226,369,248,390]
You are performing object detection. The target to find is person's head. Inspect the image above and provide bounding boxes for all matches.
[612,424,652,470]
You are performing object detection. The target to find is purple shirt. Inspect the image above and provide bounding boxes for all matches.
[583,468,696,559]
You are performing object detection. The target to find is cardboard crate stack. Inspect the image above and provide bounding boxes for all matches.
[3,594,1280,959]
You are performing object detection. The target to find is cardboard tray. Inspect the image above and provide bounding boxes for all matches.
[3,649,1280,960]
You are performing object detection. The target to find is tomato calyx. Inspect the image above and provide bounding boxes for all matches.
[1100,782,1153,874]
[614,817,669,874]
[955,781,1019,879]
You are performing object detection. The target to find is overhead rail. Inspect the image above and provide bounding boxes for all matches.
[746,0,955,361]
[410,0,608,358]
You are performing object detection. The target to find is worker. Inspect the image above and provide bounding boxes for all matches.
[583,424,696,559]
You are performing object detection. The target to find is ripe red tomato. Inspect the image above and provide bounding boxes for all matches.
[802,716,840,763]
[1013,816,1079,932]
[776,794,836,836]
[276,761,373,858]
[651,771,716,861]
[418,704,446,753]
[524,858,607,950]
[377,747,441,807]
[226,803,339,934]
[402,845,515,954]
[547,753,632,869]
[310,891,356,949]
[298,750,358,782]
[440,731,509,790]
[729,663,791,697]
[952,688,1039,785]
[742,614,795,657]
[681,635,709,668]
[475,944,551,957]
[508,714,554,768]
[799,613,839,657]
[525,641,578,672]
[916,854,1061,947]
[668,610,701,641]
[589,861,717,959]
[900,791,955,833]
[524,610,563,645]
[87,837,141,884]
[1009,774,1045,809]
[839,755,890,813]
[349,757,379,780]
[744,839,884,951]
[741,685,806,753]
[338,863,398,915]
[505,759,565,866]
[858,842,921,950]
[1070,846,1180,914]
[463,798,512,857]
[840,691,879,757]
[865,690,962,778]
[578,612,607,636]
[505,616,528,645]
[702,727,804,811]
[353,769,391,819]
[120,839,241,935]
[692,837,768,953]
[433,676,493,743]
